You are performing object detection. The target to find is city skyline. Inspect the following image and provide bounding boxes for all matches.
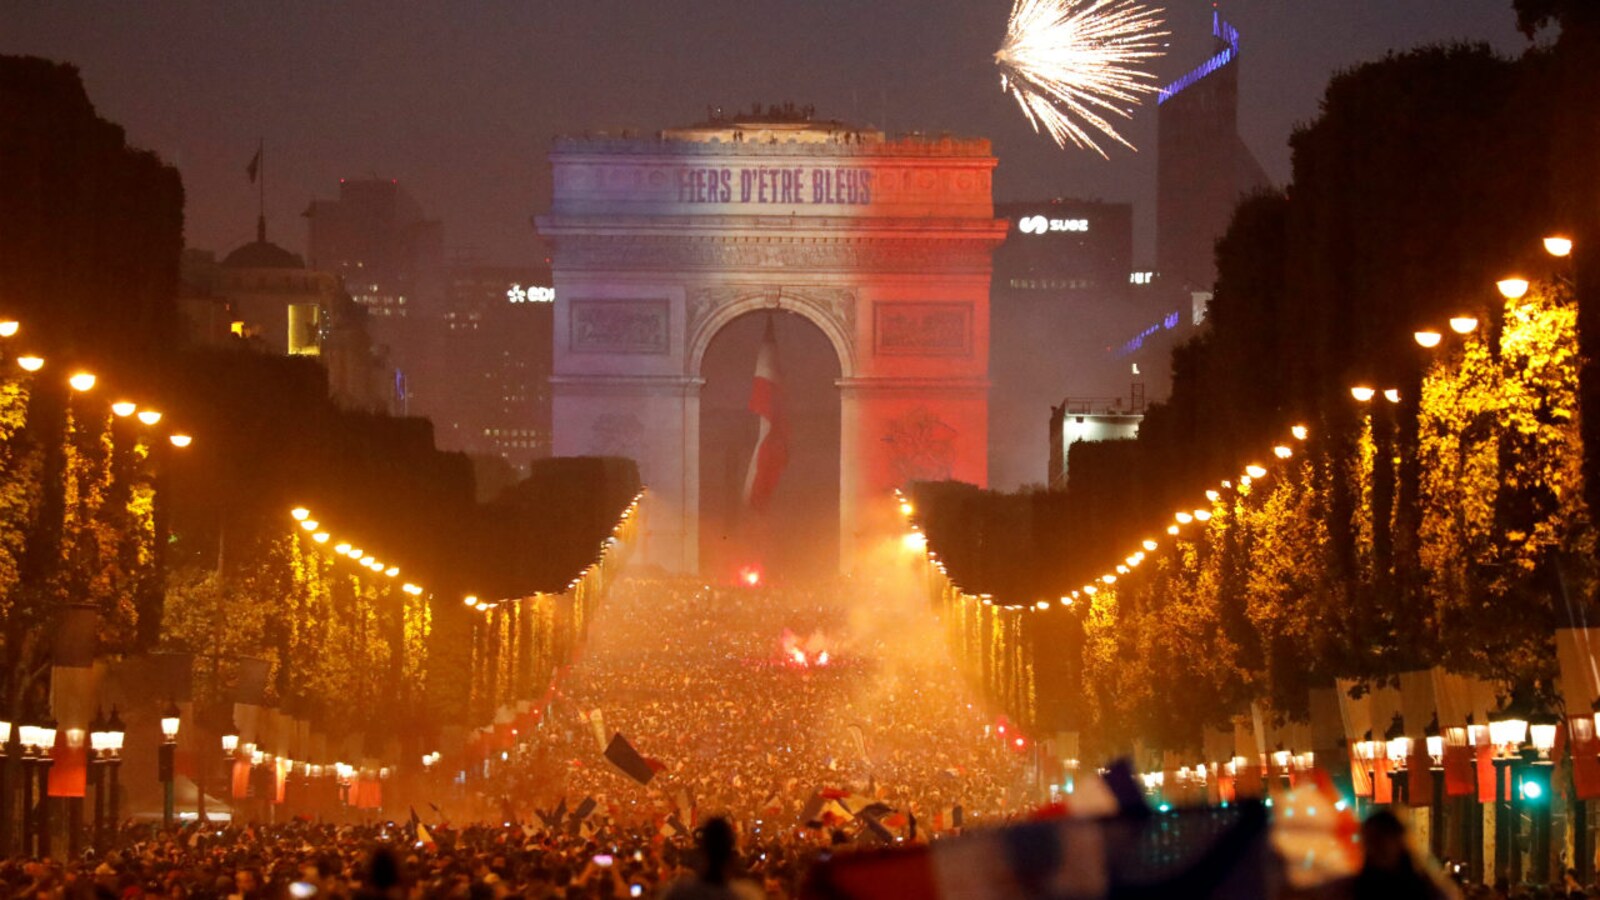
[3,1,1530,266]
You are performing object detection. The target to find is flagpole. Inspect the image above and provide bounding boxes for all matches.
[256,137,265,243]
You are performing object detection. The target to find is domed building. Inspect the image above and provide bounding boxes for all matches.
[182,219,389,412]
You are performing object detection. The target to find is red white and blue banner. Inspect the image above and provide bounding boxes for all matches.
[744,315,789,510]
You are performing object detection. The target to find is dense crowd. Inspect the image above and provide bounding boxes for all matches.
[478,573,1034,838]
[0,818,765,899]
[4,574,1498,898]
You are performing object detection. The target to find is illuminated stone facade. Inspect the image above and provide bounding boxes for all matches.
[538,117,1007,572]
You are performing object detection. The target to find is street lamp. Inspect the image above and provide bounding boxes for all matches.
[1414,330,1443,348]
[0,715,9,857]
[169,434,192,448]
[1544,236,1574,258]
[136,410,161,426]
[89,709,110,850]
[104,708,124,846]
[68,372,96,392]
[0,321,18,338]
[1351,386,1376,403]
[22,718,56,858]
[1449,316,1479,335]
[1497,278,1530,301]
[16,356,43,373]
[111,401,136,418]
[1382,388,1401,404]
[159,702,180,826]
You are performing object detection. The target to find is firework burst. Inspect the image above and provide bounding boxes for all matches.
[995,0,1168,157]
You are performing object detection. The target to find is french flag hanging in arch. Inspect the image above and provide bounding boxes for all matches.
[743,314,790,510]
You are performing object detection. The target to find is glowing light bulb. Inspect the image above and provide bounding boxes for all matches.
[1142,539,1157,551]
[299,520,318,532]
[16,356,43,372]
[1545,236,1573,257]
[334,543,352,555]
[1101,574,1116,585]
[1166,524,1179,535]
[1350,386,1376,403]
[1193,509,1211,522]
[1449,316,1478,335]
[169,434,192,448]
[1205,490,1220,502]
[1291,425,1309,441]
[1273,445,1292,459]
[68,372,96,392]
[1174,511,1193,525]
[1383,388,1401,403]
[111,402,136,417]
[1245,465,1267,479]
[463,595,478,606]
[1497,278,1529,300]
[312,532,329,544]
[1414,331,1442,348]
[137,410,161,425]
[291,508,310,521]
[0,322,18,338]
[385,567,399,577]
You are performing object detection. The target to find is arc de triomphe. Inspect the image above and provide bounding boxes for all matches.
[537,115,1008,573]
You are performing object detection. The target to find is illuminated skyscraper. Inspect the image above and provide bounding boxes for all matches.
[305,178,444,414]
[435,264,555,492]
[1155,9,1270,295]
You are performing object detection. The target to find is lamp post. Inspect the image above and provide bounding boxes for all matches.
[1488,714,1529,885]
[103,708,124,848]
[1527,719,1558,885]
[159,702,180,827]
[88,709,108,853]
[1387,737,1412,807]
[1425,733,1446,862]
[26,718,56,859]
[0,716,11,857]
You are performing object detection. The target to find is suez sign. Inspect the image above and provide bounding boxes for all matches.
[1016,215,1089,235]
[507,284,555,304]
[676,165,874,205]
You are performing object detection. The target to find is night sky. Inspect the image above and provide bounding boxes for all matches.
[4,1,1533,266]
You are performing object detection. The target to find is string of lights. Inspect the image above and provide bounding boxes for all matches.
[898,235,1576,615]
[288,507,429,600]
[0,319,196,448]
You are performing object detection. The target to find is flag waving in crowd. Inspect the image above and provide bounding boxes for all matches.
[743,313,789,510]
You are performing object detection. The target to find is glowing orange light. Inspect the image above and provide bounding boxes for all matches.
[1497,278,1529,300]
[1450,316,1478,335]
[16,356,43,373]
[169,434,192,448]
[1545,236,1573,258]
[111,402,136,417]
[1414,331,1442,348]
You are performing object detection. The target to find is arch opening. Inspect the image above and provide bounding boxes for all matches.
[698,309,842,583]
